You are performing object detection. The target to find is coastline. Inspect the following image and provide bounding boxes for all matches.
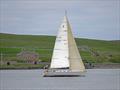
[92,63,120,69]
[0,63,120,70]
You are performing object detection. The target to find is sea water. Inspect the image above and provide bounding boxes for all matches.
[0,69,120,90]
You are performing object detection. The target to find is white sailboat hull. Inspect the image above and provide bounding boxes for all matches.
[43,69,85,77]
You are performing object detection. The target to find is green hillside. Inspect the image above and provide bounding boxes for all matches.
[0,33,120,68]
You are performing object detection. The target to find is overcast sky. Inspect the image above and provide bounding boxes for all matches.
[0,0,120,40]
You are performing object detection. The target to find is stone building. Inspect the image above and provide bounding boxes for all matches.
[17,51,39,64]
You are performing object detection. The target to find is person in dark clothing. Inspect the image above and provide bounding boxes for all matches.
[7,62,10,65]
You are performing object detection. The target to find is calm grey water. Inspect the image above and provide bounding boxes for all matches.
[0,69,120,90]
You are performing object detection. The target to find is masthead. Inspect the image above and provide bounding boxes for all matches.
[65,10,67,16]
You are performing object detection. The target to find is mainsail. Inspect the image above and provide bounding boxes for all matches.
[50,16,69,68]
[50,14,85,72]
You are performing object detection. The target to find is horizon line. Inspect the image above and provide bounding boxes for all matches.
[0,32,120,41]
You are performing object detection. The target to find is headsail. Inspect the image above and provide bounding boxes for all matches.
[67,19,85,72]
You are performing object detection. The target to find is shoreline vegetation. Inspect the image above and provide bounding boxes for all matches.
[0,33,120,69]
[0,63,120,70]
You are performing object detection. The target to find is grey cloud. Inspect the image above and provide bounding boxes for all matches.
[0,0,119,40]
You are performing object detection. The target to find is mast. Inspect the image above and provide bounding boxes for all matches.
[65,10,67,16]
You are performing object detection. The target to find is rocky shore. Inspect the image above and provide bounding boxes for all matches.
[93,63,120,69]
[0,63,120,69]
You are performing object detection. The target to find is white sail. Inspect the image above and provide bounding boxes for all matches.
[67,18,85,72]
[50,16,69,68]
[50,14,85,72]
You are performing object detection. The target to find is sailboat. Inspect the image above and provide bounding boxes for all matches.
[43,13,86,77]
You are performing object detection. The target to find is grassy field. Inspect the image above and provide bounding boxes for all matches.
[0,33,120,69]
